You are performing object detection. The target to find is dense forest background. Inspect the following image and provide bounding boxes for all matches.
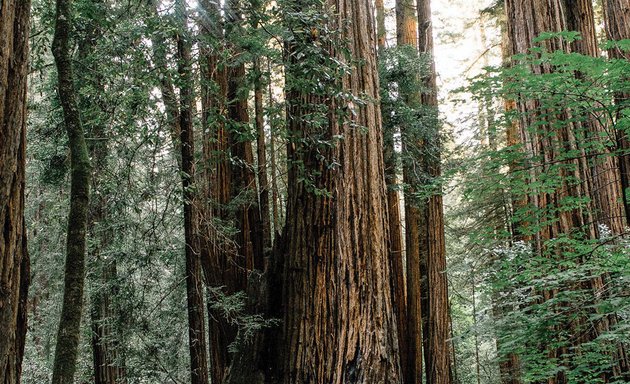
[1,0,629,383]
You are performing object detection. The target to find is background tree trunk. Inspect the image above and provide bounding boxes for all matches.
[394,1,424,382]
[198,1,240,381]
[175,2,210,383]
[226,0,264,276]
[380,0,409,381]
[565,0,626,236]
[51,0,92,382]
[417,0,453,382]
[0,0,31,382]
[603,0,630,222]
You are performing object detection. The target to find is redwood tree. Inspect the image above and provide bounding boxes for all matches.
[504,0,629,381]
[0,0,30,382]
[603,0,630,221]
[280,0,401,381]
[417,0,452,382]
[175,1,210,383]
[395,0,423,382]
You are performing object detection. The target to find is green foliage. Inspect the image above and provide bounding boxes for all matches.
[378,45,442,199]
[451,33,630,383]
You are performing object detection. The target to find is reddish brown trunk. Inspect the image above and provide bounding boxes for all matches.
[505,0,628,382]
[603,0,630,222]
[382,0,409,381]
[255,65,272,252]
[417,0,452,382]
[252,3,273,253]
[268,75,281,236]
[281,0,401,381]
[226,1,264,276]
[395,1,423,382]
[565,0,626,235]
[198,1,241,381]
[175,2,210,383]
[0,3,30,383]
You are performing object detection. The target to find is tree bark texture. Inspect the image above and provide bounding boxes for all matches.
[565,0,626,236]
[417,0,453,383]
[51,0,92,382]
[198,1,241,382]
[281,0,401,382]
[175,2,211,383]
[252,0,273,253]
[394,1,423,383]
[504,0,629,381]
[226,0,265,276]
[0,0,30,382]
[255,60,273,253]
[603,0,630,222]
[382,1,409,382]
[565,1,630,379]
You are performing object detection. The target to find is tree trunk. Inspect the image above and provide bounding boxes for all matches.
[565,0,626,235]
[505,0,628,382]
[567,1,630,379]
[603,0,630,222]
[603,2,630,377]
[255,61,272,253]
[252,0,273,253]
[394,1,424,383]
[198,1,241,381]
[280,0,401,382]
[73,7,128,381]
[51,0,92,382]
[0,1,30,382]
[268,67,282,236]
[417,0,453,382]
[175,2,211,383]
[381,0,409,382]
[226,0,264,275]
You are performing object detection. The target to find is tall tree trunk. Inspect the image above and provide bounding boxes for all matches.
[494,18,524,384]
[0,0,30,382]
[226,0,264,275]
[394,1,424,383]
[51,0,92,382]
[380,0,409,381]
[504,3,581,383]
[417,0,452,382]
[505,0,628,382]
[175,2,210,383]
[268,68,282,236]
[603,3,630,376]
[255,61,272,253]
[252,0,273,253]
[603,0,630,222]
[565,0,626,235]
[280,0,401,382]
[567,1,630,379]
[75,7,127,381]
[198,1,240,381]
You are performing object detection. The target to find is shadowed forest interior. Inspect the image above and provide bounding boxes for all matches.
[1,0,630,383]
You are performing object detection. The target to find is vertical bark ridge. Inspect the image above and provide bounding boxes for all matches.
[281,0,401,382]
[0,1,30,382]
[379,0,409,380]
[417,0,453,382]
